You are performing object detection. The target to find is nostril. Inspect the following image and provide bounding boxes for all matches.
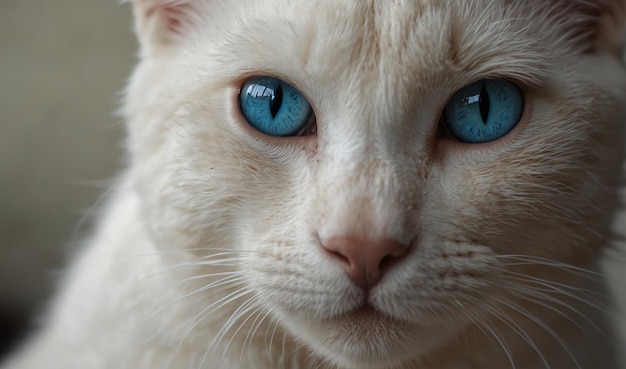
[379,244,409,273]
[379,254,398,274]
[326,249,351,268]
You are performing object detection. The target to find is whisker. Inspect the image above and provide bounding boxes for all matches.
[174,286,253,366]
[137,257,248,282]
[143,274,245,322]
[281,327,288,369]
[124,248,254,258]
[494,297,582,369]
[506,287,615,344]
[481,302,551,369]
[222,299,260,367]
[244,309,278,357]
[495,254,604,281]
[178,270,242,284]
[495,273,609,313]
[69,177,120,247]
[235,296,274,367]
[463,308,517,369]
[265,310,286,368]
[199,293,259,368]
[177,270,243,285]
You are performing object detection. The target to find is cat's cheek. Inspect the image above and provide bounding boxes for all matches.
[374,241,502,313]
[245,238,361,319]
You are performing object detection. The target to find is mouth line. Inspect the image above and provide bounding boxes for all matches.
[351,303,383,315]
[336,303,397,325]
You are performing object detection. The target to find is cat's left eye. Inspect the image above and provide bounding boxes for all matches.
[441,79,524,143]
[239,76,314,137]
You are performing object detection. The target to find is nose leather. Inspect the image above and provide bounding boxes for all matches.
[322,236,409,290]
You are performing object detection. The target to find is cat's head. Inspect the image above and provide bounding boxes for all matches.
[124,0,626,367]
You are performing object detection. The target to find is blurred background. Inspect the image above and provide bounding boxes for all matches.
[0,0,136,359]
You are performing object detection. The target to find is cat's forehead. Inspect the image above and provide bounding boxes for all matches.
[207,0,548,92]
[217,0,452,73]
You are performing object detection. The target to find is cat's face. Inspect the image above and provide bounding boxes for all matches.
[125,0,626,367]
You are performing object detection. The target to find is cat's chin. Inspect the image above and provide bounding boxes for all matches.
[282,304,459,369]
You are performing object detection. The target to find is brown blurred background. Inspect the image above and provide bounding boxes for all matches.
[0,0,136,359]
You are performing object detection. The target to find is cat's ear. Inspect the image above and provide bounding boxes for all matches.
[126,0,200,54]
[554,0,626,56]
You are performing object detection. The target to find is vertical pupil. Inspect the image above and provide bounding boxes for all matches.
[270,84,283,118]
[478,84,490,124]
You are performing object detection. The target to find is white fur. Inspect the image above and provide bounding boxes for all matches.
[3,1,626,368]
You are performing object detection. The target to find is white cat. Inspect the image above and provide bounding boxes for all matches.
[3,0,626,368]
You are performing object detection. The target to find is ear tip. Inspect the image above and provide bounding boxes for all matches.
[132,0,196,51]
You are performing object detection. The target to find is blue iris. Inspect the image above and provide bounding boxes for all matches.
[443,79,523,143]
[239,76,313,136]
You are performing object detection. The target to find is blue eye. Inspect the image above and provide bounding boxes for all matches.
[443,79,523,143]
[239,76,314,136]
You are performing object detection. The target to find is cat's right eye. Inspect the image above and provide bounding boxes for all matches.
[441,79,523,143]
[239,76,315,137]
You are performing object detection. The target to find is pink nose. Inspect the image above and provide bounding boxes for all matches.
[322,237,410,290]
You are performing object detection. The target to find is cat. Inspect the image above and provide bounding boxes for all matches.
[3,0,626,368]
